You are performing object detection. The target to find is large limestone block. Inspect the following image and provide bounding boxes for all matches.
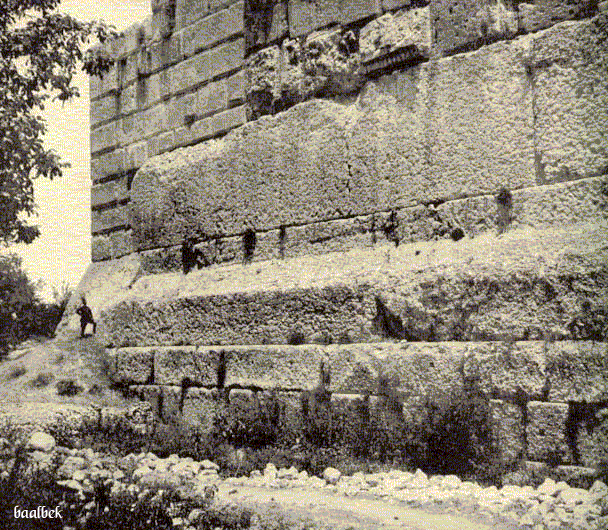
[181,387,220,432]
[112,347,155,384]
[99,284,375,348]
[91,230,134,262]
[527,401,572,463]
[373,342,466,402]
[348,71,429,211]
[531,16,608,183]
[130,100,353,250]
[325,343,383,394]
[154,346,221,386]
[463,341,547,400]
[546,342,608,402]
[98,224,608,346]
[422,37,536,199]
[576,406,608,468]
[430,0,518,56]
[489,399,524,465]
[359,6,431,62]
[223,345,328,390]
[519,0,598,33]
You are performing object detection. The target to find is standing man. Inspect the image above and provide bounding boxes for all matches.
[76,296,96,338]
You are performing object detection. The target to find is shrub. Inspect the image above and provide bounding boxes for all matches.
[56,379,83,396]
[30,371,54,387]
[0,255,72,359]
[8,364,26,379]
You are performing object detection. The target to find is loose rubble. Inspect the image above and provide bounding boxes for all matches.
[3,433,604,530]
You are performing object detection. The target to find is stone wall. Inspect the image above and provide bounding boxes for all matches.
[116,340,608,479]
[79,0,608,477]
[88,0,607,263]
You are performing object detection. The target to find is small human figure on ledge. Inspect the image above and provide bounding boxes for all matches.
[76,296,97,338]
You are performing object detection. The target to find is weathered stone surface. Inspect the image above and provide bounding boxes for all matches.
[99,224,608,346]
[489,399,524,465]
[576,407,608,469]
[120,104,167,146]
[430,0,518,56]
[182,1,244,57]
[246,29,363,119]
[28,432,56,452]
[129,385,162,416]
[182,387,219,432]
[91,121,118,154]
[91,94,119,126]
[527,401,572,463]
[463,342,547,400]
[91,230,134,262]
[91,205,130,234]
[56,253,143,338]
[359,6,431,61]
[374,342,466,402]
[91,149,126,181]
[91,177,130,209]
[546,342,608,402]
[421,37,536,199]
[136,27,580,250]
[154,346,221,386]
[224,345,329,390]
[160,385,182,423]
[112,347,155,384]
[519,0,598,33]
[245,0,288,51]
[130,100,353,250]
[287,0,341,37]
[531,16,608,183]
[326,344,381,394]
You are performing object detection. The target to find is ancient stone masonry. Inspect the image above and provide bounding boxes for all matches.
[79,0,608,477]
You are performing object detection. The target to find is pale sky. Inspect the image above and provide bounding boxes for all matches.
[8,0,150,300]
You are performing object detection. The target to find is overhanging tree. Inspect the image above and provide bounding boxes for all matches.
[0,0,115,246]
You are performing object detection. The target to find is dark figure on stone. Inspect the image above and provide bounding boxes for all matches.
[182,237,205,274]
[76,297,96,338]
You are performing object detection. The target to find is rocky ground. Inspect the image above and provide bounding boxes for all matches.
[3,431,606,530]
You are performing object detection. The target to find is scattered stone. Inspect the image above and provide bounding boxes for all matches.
[27,432,55,452]
[322,467,342,485]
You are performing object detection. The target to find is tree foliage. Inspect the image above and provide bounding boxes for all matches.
[0,0,115,246]
[0,253,72,358]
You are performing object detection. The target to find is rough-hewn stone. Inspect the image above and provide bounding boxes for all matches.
[223,345,328,390]
[519,0,598,33]
[98,224,608,346]
[430,0,518,56]
[160,385,182,423]
[527,401,572,463]
[91,205,130,234]
[421,37,536,199]
[531,16,608,183]
[489,399,525,465]
[154,346,221,386]
[359,6,431,61]
[182,387,219,432]
[182,1,244,57]
[576,407,608,468]
[112,347,155,384]
[546,342,608,402]
[463,342,547,400]
[91,177,130,209]
[91,230,134,262]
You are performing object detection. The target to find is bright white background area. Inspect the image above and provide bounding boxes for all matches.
[7,0,150,300]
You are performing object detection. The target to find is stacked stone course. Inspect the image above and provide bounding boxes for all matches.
[78,0,608,478]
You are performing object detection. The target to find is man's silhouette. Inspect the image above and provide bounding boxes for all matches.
[76,297,96,338]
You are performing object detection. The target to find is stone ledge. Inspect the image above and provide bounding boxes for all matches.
[98,224,608,346]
